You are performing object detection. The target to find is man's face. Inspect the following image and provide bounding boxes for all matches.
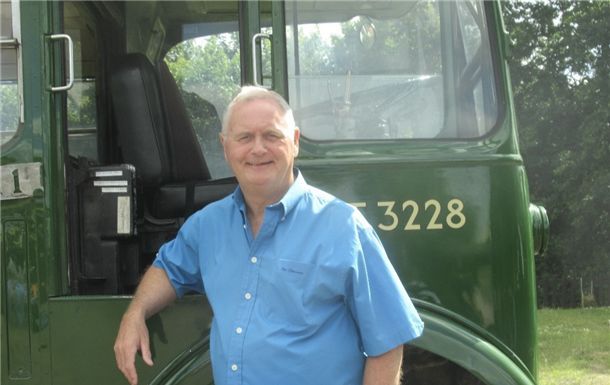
[221,98,300,199]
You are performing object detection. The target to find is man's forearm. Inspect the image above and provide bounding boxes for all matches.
[363,345,404,385]
[114,266,177,384]
[126,266,177,319]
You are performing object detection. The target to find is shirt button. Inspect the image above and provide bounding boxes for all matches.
[236,327,243,334]
[250,256,258,264]
[244,292,252,300]
[231,364,238,372]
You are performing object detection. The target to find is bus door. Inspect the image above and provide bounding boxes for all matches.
[49,1,273,383]
[1,0,68,383]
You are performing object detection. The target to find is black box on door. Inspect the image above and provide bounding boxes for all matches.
[77,164,138,294]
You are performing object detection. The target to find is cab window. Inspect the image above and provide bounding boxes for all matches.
[164,29,241,178]
[285,0,498,141]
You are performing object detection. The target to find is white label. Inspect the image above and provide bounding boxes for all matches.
[93,180,128,187]
[117,196,131,234]
[95,170,123,177]
[101,187,128,193]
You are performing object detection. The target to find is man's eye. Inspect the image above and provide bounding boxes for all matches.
[265,133,283,141]
[237,135,251,142]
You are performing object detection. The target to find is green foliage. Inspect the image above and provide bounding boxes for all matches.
[331,5,441,75]
[0,84,19,132]
[67,84,97,128]
[165,34,240,110]
[503,1,610,307]
[288,2,441,77]
[538,307,610,384]
[288,28,335,75]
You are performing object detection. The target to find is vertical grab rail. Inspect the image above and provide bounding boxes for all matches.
[48,34,74,92]
[252,33,271,88]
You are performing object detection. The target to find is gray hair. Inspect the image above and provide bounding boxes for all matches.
[222,86,296,135]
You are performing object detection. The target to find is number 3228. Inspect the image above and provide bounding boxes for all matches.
[351,199,466,231]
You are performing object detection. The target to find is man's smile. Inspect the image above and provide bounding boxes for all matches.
[246,160,274,167]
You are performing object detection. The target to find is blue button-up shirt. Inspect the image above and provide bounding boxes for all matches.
[154,171,423,385]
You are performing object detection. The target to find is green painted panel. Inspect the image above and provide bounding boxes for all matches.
[48,295,214,384]
[3,219,32,379]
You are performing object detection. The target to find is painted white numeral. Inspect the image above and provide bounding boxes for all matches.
[446,199,466,229]
[350,202,367,211]
[425,199,443,230]
[402,200,421,230]
[377,201,399,231]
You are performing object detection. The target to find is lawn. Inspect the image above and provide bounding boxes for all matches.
[538,307,610,385]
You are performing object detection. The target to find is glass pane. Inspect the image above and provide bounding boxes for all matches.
[1,0,19,146]
[0,1,12,39]
[257,26,273,88]
[64,2,98,161]
[286,0,498,141]
[0,77,19,145]
[456,1,498,137]
[164,28,241,179]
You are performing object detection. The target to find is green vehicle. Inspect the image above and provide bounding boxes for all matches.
[1,0,548,384]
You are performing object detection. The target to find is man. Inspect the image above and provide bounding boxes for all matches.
[114,86,423,385]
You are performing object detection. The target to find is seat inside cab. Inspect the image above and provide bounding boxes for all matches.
[65,1,240,295]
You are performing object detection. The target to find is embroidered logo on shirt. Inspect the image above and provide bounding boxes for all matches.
[281,266,305,275]
[277,259,312,277]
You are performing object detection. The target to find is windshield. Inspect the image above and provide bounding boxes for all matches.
[285,0,498,141]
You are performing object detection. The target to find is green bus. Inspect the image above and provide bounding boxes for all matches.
[1,1,549,384]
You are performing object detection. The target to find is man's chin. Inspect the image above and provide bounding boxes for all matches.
[242,173,273,186]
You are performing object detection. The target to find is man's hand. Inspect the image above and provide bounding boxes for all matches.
[114,311,154,385]
[113,267,177,384]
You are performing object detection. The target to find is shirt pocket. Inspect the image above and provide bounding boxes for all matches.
[257,258,314,325]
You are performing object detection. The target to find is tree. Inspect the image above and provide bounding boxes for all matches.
[503,1,610,307]
[165,33,241,111]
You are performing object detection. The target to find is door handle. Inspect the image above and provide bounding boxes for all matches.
[252,32,271,88]
[48,34,74,92]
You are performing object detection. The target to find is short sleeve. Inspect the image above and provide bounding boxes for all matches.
[346,223,424,357]
[153,214,205,297]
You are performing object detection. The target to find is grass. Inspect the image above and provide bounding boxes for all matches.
[538,307,610,385]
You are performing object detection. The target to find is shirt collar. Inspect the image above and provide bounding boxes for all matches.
[276,168,307,218]
[232,168,307,219]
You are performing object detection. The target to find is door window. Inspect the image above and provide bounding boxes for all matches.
[64,2,99,161]
[0,0,21,146]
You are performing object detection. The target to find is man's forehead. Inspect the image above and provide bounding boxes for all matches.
[235,97,284,115]
[230,123,285,134]
[228,99,292,132]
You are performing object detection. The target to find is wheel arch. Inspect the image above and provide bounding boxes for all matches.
[409,300,537,385]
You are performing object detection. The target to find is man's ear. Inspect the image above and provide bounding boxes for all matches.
[219,133,228,161]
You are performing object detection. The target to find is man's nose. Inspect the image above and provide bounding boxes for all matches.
[251,135,267,154]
